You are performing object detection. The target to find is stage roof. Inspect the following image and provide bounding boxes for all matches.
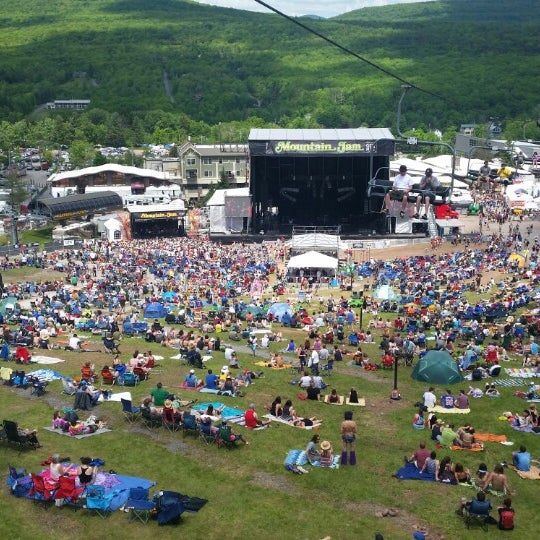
[248,128,395,157]
[32,191,122,219]
[48,163,168,184]
[249,128,394,141]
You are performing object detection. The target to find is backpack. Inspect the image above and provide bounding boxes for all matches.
[499,509,514,530]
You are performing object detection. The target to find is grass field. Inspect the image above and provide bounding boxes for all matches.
[0,267,539,540]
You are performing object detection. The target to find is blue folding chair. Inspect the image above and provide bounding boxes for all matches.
[121,398,140,423]
[124,487,155,524]
[85,484,112,518]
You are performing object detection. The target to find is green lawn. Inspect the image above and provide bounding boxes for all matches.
[0,272,538,539]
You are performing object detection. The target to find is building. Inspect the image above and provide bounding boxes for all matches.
[459,124,476,136]
[144,140,248,203]
[46,99,91,110]
[46,164,182,205]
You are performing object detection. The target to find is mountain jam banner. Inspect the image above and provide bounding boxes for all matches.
[249,139,395,157]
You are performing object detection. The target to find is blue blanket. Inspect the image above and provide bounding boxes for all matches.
[393,462,436,481]
[285,449,340,469]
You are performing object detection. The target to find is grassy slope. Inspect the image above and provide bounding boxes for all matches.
[0,0,539,126]
[0,265,539,539]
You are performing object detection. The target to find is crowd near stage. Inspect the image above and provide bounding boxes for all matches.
[247,128,396,236]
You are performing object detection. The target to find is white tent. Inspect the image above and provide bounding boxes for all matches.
[286,233,348,253]
[287,250,338,270]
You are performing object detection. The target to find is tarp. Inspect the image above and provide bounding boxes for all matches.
[411,350,463,385]
[373,285,398,300]
[267,302,294,321]
[143,302,168,319]
[287,251,338,270]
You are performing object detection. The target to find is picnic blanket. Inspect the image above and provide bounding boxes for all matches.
[26,369,64,382]
[345,397,366,406]
[511,425,540,434]
[493,378,530,387]
[254,361,292,370]
[474,433,508,443]
[511,465,540,480]
[449,444,484,451]
[175,382,204,390]
[428,406,470,415]
[192,402,244,419]
[285,449,340,469]
[29,356,65,365]
[393,462,436,482]
[263,414,318,430]
[43,426,113,439]
[98,391,132,403]
[506,367,538,378]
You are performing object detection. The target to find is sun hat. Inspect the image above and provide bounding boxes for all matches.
[436,418,443,425]
[164,399,172,408]
[189,369,195,374]
[320,440,332,451]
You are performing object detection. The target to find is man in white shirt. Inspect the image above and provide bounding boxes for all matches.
[423,387,437,409]
[67,333,83,351]
[308,349,320,375]
[385,164,414,218]
[299,373,312,389]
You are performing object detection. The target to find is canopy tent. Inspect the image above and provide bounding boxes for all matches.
[286,234,349,254]
[143,302,169,319]
[411,350,463,385]
[205,187,250,234]
[267,302,294,321]
[287,251,338,270]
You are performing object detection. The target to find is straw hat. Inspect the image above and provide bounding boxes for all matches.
[320,440,332,451]
[164,399,172,408]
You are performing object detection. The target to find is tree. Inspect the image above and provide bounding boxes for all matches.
[4,168,28,217]
[70,140,95,168]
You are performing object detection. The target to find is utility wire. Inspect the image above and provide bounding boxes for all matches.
[253,0,450,103]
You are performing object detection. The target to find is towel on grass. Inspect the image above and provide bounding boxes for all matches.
[29,356,65,365]
[254,361,291,370]
[474,433,508,443]
[512,425,540,434]
[449,444,484,451]
[175,382,204,390]
[263,414,318,430]
[98,391,132,403]
[511,465,540,480]
[43,426,112,439]
[506,367,538,378]
[428,406,470,415]
[345,397,366,406]
[285,449,340,469]
[493,378,530,387]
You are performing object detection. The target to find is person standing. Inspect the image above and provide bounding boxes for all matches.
[384,165,414,218]
[308,348,320,375]
[340,410,357,466]
[414,168,440,219]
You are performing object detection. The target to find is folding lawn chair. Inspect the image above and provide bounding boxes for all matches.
[141,406,163,429]
[199,422,217,446]
[3,420,41,451]
[182,414,198,438]
[121,398,140,424]
[123,372,139,387]
[124,487,156,524]
[61,378,78,396]
[29,473,57,507]
[85,484,112,518]
[54,476,85,509]
[162,407,181,433]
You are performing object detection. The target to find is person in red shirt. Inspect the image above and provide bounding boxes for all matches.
[244,403,270,429]
[405,441,431,469]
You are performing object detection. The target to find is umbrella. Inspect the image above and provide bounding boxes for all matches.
[162,291,178,301]
[373,285,397,300]
[267,302,293,320]
[508,254,526,268]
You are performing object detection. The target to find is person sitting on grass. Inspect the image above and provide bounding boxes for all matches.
[267,396,283,417]
[512,445,531,472]
[305,380,321,401]
[150,382,170,407]
[319,440,334,467]
[413,406,427,430]
[184,369,200,388]
[305,434,321,464]
[454,424,477,449]
[404,441,430,470]
[327,388,340,403]
[497,497,515,530]
[438,423,457,447]
[483,464,511,494]
[348,388,359,404]
[244,403,270,428]
[420,451,439,480]
[454,462,471,483]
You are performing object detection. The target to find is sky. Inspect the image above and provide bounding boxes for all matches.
[192,0,437,19]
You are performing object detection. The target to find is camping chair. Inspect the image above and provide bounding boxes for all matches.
[28,376,48,396]
[124,487,156,524]
[29,473,57,507]
[182,414,198,438]
[85,484,112,518]
[322,359,334,375]
[463,507,489,532]
[217,423,239,450]
[121,398,140,424]
[54,476,85,509]
[3,420,41,451]
[141,405,163,429]
[123,372,139,387]
[101,370,115,385]
[348,333,359,346]
[62,378,78,395]
[133,367,148,381]
[162,407,181,433]
[199,421,217,446]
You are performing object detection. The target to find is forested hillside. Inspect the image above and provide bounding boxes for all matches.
[0,0,538,133]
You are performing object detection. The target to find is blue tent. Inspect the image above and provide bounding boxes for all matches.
[267,302,293,322]
[143,302,169,319]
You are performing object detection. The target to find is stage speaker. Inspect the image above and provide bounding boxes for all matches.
[412,222,428,235]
